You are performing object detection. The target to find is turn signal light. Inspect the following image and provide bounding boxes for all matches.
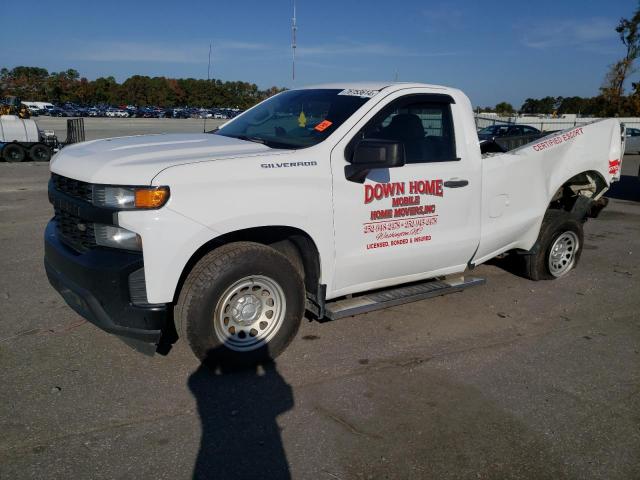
[135,187,170,209]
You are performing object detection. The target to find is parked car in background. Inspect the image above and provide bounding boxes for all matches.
[624,127,640,154]
[22,105,42,116]
[173,108,191,119]
[18,102,244,120]
[105,108,129,118]
[477,124,541,141]
[48,107,68,117]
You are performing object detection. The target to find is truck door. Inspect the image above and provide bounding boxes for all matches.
[330,91,481,296]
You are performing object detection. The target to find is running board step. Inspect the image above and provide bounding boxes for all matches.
[324,276,486,320]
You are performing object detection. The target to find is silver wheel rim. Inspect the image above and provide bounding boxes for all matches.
[213,275,286,352]
[548,231,579,277]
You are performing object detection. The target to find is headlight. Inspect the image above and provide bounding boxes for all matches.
[92,185,169,209]
[94,224,142,251]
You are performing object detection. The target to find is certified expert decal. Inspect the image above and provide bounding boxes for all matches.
[363,179,443,250]
[531,127,583,152]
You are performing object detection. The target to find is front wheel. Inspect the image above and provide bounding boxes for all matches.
[176,242,305,368]
[523,210,584,281]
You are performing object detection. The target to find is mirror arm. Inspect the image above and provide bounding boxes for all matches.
[345,164,374,183]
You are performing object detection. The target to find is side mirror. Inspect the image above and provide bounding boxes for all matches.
[345,138,406,183]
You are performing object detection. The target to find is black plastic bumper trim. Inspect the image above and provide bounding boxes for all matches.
[44,220,168,343]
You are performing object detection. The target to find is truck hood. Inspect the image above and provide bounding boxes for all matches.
[49,133,283,184]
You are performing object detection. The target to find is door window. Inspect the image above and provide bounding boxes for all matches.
[356,98,457,163]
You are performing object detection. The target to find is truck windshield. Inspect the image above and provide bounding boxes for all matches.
[216,89,370,149]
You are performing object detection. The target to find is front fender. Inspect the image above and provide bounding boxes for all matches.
[142,151,334,301]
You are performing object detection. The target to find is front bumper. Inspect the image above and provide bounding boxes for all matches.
[44,220,168,344]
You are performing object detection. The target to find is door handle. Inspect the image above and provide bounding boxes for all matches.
[444,179,469,188]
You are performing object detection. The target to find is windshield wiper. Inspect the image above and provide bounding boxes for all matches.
[232,135,298,150]
[235,135,266,144]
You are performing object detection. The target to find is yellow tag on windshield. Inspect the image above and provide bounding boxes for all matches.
[298,110,307,128]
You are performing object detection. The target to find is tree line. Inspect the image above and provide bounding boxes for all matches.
[0,66,284,109]
[478,95,632,117]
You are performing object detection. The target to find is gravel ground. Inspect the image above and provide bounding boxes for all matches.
[0,149,638,479]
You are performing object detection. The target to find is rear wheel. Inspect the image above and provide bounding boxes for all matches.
[29,144,51,162]
[2,143,26,162]
[524,210,584,281]
[176,242,305,368]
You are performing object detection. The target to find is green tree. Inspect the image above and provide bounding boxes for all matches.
[495,102,515,115]
[519,97,558,115]
[601,2,640,114]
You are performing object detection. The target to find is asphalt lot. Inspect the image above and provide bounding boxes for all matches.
[0,141,639,478]
[35,117,226,141]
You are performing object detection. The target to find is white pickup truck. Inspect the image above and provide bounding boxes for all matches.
[44,82,624,366]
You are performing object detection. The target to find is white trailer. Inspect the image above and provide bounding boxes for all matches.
[0,115,57,162]
[22,101,54,110]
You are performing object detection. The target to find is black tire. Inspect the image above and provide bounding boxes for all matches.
[28,144,51,162]
[176,241,305,368]
[2,143,26,162]
[524,210,584,281]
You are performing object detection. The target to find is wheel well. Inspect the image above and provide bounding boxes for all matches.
[172,226,321,304]
[548,170,608,212]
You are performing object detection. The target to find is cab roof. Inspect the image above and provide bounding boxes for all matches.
[297,81,450,92]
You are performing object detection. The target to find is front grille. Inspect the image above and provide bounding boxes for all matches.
[54,207,96,252]
[51,173,92,202]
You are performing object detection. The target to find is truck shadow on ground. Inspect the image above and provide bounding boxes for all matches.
[606,174,640,202]
[485,254,530,279]
[187,349,293,480]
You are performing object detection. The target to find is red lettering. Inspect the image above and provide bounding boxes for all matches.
[365,182,406,203]
[408,180,443,197]
[382,183,395,198]
[370,209,393,220]
[374,184,383,200]
[391,196,420,207]
[364,185,374,204]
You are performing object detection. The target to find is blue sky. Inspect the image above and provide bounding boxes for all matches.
[1,0,636,107]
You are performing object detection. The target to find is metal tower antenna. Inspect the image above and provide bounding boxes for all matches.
[291,0,297,82]
[204,42,212,133]
[207,42,212,81]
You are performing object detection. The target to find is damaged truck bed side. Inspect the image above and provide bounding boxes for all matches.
[475,120,622,265]
[44,82,624,367]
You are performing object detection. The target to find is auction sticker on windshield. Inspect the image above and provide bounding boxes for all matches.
[314,120,333,132]
[338,88,379,98]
